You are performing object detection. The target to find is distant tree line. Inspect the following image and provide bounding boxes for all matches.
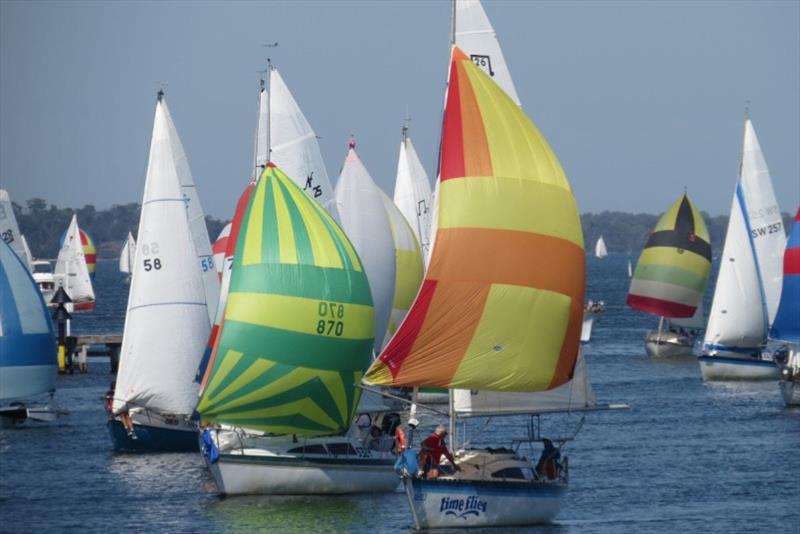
[12,199,793,260]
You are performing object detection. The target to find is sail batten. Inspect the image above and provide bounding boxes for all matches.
[363,48,583,393]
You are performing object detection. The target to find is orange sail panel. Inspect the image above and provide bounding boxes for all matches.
[364,48,585,392]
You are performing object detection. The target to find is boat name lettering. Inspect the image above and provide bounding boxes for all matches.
[317,301,345,337]
[750,223,782,239]
[439,496,487,518]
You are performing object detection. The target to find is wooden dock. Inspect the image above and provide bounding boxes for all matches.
[67,334,123,373]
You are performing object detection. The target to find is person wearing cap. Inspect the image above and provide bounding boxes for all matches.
[419,424,460,479]
[395,417,418,455]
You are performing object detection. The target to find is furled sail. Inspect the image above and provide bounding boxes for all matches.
[334,142,397,353]
[393,132,433,262]
[196,164,374,436]
[380,191,424,347]
[770,208,800,343]
[453,0,521,106]
[740,119,785,324]
[119,232,136,275]
[0,189,31,269]
[270,68,339,221]
[112,95,211,416]
[364,48,584,392]
[627,193,711,318]
[54,215,95,309]
[0,240,56,401]
[161,94,220,323]
[595,236,608,259]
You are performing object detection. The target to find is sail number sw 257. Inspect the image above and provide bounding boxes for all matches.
[141,242,163,271]
[750,223,782,239]
[317,302,345,337]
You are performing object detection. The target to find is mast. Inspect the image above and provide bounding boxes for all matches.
[252,76,264,177]
[450,0,456,45]
[266,59,272,163]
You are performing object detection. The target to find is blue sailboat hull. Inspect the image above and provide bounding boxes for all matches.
[107,419,199,453]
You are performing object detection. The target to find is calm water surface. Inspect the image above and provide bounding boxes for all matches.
[1,257,798,533]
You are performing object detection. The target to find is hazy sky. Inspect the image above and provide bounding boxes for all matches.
[1,0,798,220]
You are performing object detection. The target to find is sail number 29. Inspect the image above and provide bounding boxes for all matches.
[317,302,344,337]
[141,242,163,271]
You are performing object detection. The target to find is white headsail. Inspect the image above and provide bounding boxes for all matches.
[113,95,211,416]
[739,118,785,324]
[119,232,136,275]
[269,67,339,220]
[335,142,397,353]
[453,0,521,106]
[595,235,608,258]
[0,189,31,269]
[393,131,433,262]
[160,96,220,323]
[54,215,95,307]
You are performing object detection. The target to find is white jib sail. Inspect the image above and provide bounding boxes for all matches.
[393,134,433,263]
[54,215,94,304]
[595,236,608,258]
[740,118,785,324]
[454,350,595,416]
[335,146,397,353]
[160,95,220,323]
[0,189,30,268]
[119,232,136,274]
[269,68,339,221]
[454,0,521,106]
[703,185,766,353]
[113,98,211,416]
[20,235,32,270]
[254,86,269,174]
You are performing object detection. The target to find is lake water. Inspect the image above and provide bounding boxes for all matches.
[1,256,798,533]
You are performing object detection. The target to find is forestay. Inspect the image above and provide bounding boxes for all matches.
[364,48,584,392]
[196,164,374,436]
[112,97,211,416]
[335,144,397,353]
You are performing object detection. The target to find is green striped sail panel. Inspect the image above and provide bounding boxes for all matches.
[627,193,711,318]
[196,164,375,436]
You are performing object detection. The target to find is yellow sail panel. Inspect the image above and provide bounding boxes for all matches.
[364,48,584,392]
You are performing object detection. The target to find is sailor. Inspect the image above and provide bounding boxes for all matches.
[419,425,460,478]
[395,417,418,455]
[103,381,116,413]
[535,438,561,480]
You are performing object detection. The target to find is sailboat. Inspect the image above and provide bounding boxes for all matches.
[772,208,800,405]
[363,44,602,528]
[54,215,95,311]
[108,91,213,452]
[699,117,786,380]
[334,138,397,354]
[595,235,608,258]
[196,164,398,495]
[211,222,231,279]
[627,258,633,278]
[0,189,32,270]
[0,239,58,427]
[627,193,712,357]
[393,124,433,263]
[118,232,136,281]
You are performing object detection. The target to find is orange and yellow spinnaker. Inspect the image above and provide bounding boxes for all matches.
[364,48,585,392]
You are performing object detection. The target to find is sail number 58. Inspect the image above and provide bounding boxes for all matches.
[317,302,344,336]
[141,242,163,271]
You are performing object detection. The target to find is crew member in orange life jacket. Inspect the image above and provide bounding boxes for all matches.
[395,417,418,454]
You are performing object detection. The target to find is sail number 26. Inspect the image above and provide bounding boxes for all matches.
[141,242,162,271]
[317,302,345,337]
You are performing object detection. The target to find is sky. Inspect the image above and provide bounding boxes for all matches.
[1,0,798,220]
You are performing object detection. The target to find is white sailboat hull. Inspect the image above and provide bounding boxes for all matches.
[644,331,695,358]
[580,316,593,344]
[698,355,779,381]
[779,380,800,406]
[403,477,564,529]
[209,453,398,495]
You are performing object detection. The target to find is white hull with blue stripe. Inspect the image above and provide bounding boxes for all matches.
[698,353,779,381]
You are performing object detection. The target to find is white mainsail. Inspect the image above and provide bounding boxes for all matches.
[393,131,433,262]
[703,185,766,353]
[119,232,136,274]
[740,119,785,324]
[595,235,608,258]
[453,0,521,106]
[160,94,220,324]
[0,189,31,269]
[334,143,397,353]
[454,351,595,416]
[113,96,211,416]
[54,215,95,306]
[254,84,269,173]
[269,67,339,220]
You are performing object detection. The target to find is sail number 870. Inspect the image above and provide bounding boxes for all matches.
[317,302,345,337]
